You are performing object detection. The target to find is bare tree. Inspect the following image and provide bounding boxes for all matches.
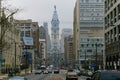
[0,8,19,55]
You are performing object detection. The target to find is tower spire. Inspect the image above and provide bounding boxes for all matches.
[54,5,56,11]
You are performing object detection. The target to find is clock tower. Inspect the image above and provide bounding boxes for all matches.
[51,6,60,66]
[51,5,60,50]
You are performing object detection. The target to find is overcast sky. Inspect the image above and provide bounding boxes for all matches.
[3,0,76,34]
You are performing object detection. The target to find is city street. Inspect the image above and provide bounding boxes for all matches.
[24,73,88,80]
[1,0,116,80]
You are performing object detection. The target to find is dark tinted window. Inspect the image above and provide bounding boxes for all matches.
[101,72,120,80]
[93,72,100,80]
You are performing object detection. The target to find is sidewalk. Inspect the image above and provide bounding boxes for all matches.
[0,70,33,80]
[0,74,8,80]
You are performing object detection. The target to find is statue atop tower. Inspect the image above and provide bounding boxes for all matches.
[54,5,56,10]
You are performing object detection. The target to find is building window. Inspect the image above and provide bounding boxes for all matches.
[118,4,120,20]
[25,27,30,29]
[97,0,99,2]
[25,31,30,37]
[118,25,120,35]
[69,43,73,46]
[81,44,84,47]
[86,0,89,3]
[25,23,30,27]
[20,31,24,37]
[97,39,99,42]
[20,23,24,26]
[81,0,84,3]
[54,35,56,39]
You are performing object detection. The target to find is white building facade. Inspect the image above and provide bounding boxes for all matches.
[50,6,60,67]
[51,6,60,51]
[74,0,104,70]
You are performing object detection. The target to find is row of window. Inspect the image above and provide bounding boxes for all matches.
[80,12,103,17]
[20,31,31,37]
[105,4,120,29]
[80,0,104,3]
[80,22,103,26]
[105,25,120,44]
[80,55,96,59]
[80,5,103,9]
[80,17,103,21]
[105,0,117,13]
[15,23,31,27]
[80,49,103,53]
[80,8,103,12]
[80,43,103,47]
[80,38,103,42]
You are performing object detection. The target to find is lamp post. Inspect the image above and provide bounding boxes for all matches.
[77,50,80,69]
[14,42,16,75]
[13,41,22,75]
[95,43,98,71]
[85,49,87,69]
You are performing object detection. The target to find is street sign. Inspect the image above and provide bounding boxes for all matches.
[91,63,96,68]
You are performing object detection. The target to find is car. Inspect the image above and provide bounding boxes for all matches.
[87,70,93,77]
[86,70,120,80]
[34,70,42,74]
[8,71,13,77]
[8,76,27,80]
[54,69,59,74]
[81,70,88,76]
[66,72,78,80]
[48,69,52,73]
[74,69,81,76]
[43,70,48,74]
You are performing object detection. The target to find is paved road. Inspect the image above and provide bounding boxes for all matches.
[25,73,88,80]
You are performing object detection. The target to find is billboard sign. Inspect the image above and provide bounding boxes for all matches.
[23,37,33,46]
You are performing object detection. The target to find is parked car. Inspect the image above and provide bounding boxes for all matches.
[66,71,78,80]
[54,69,59,74]
[87,70,93,77]
[43,70,48,74]
[47,69,52,73]
[86,70,120,80]
[81,70,88,76]
[34,70,42,74]
[74,69,81,76]
[8,76,27,80]
[81,70,93,77]
[8,71,13,77]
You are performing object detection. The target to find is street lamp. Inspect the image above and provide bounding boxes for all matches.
[95,43,98,71]
[77,50,80,69]
[12,41,22,75]
[85,49,87,69]
[14,42,16,75]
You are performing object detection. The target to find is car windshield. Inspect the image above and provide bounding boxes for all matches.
[101,72,120,80]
